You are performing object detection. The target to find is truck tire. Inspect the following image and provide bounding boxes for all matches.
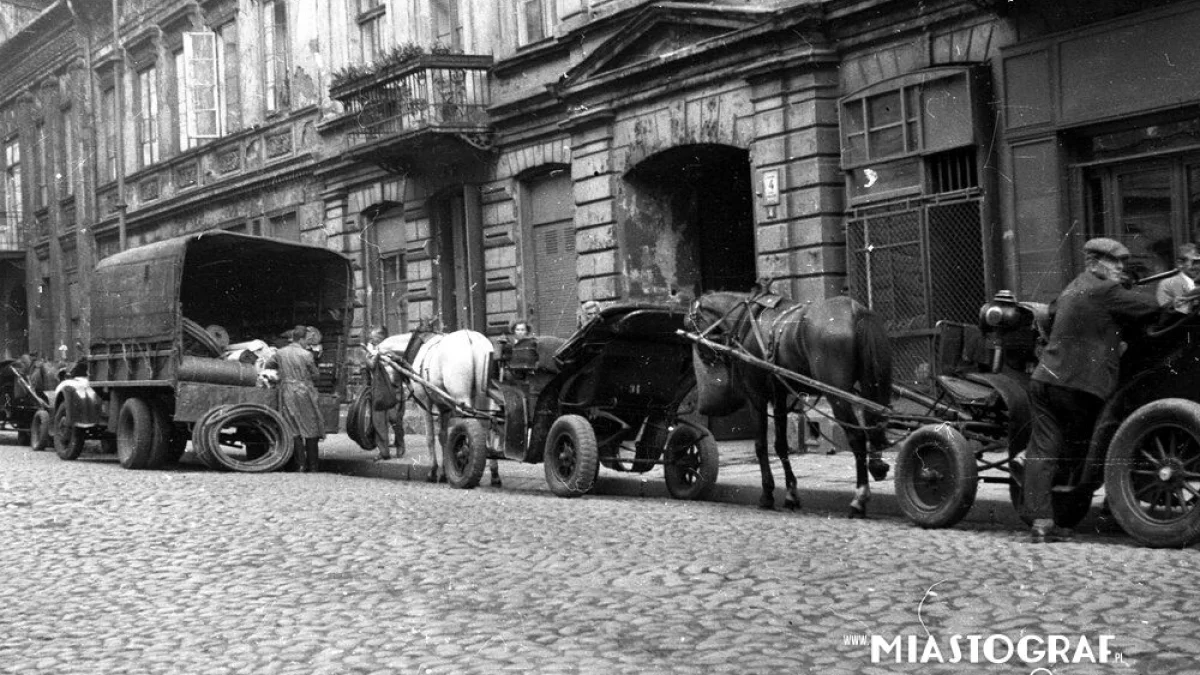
[53,404,84,461]
[442,417,488,489]
[30,409,51,451]
[117,397,163,470]
[544,414,599,498]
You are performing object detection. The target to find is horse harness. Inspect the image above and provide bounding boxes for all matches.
[698,292,812,368]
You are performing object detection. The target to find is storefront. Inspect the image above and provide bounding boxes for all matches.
[1002,1,1200,302]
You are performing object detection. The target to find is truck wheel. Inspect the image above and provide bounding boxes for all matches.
[53,404,84,461]
[663,424,719,500]
[1105,398,1200,548]
[442,418,488,489]
[544,414,599,498]
[30,410,51,451]
[117,397,163,470]
[895,424,979,529]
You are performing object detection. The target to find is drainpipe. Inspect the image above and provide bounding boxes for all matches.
[112,0,127,250]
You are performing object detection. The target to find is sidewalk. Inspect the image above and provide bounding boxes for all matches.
[318,431,1091,532]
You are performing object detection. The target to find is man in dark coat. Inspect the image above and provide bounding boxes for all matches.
[1024,237,1163,542]
[265,325,325,472]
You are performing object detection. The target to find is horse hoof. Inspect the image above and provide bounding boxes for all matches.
[491,477,502,488]
[784,498,801,512]
[848,506,867,519]
[868,459,890,482]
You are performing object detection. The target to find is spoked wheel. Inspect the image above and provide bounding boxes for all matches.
[663,424,719,501]
[543,414,599,498]
[895,425,979,529]
[443,418,488,489]
[1105,399,1200,548]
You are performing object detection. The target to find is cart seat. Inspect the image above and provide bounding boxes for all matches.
[937,374,997,407]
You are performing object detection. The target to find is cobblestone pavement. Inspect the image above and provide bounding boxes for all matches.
[1,436,1196,675]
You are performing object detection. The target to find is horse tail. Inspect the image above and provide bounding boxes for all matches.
[468,331,494,410]
[853,306,893,409]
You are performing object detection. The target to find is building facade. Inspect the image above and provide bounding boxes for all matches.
[0,0,1195,391]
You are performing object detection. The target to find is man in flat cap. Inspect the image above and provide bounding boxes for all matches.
[1156,243,1200,313]
[1024,237,1162,543]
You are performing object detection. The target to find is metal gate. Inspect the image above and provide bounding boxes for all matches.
[846,190,986,389]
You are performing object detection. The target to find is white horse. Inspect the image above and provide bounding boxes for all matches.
[373,329,500,485]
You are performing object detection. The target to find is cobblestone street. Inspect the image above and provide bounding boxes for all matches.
[1,435,1196,675]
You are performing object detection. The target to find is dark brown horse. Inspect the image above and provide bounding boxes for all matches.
[689,289,893,517]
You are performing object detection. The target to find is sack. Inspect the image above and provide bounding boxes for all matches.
[371,360,398,411]
[693,349,744,417]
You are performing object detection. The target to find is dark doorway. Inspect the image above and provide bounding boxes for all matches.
[624,144,756,439]
[624,144,757,301]
[431,187,484,332]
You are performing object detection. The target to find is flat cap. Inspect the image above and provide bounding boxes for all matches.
[1083,237,1130,260]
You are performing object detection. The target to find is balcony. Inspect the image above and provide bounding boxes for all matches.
[330,53,493,171]
[0,219,25,254]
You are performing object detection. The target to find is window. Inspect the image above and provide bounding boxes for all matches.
[33,122,47,209]
[431,0,461,49]
[59,106,74,197]
[101,86,117,182]
[842,88,920,166]
[262,0,291,112]
[5,139,22,234]
[182,32,220,140]
[269,211,299,240]
[174,50,194,152]
[382,252,406,333]
[518,0,554,45]
[136,66,160,167]
[357,0,386,63]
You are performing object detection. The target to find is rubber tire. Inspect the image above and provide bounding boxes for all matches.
[1105,398,1200,548]
[117,397,165,470]
[29,409,51,451]
[663,425,719,501]
[543,414,599,498]
[53,404,84,461]
[895,424,979,529]
[442,418,489,489]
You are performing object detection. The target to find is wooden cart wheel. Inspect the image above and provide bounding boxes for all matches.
[663,424,719,501]
[53,403,84,461]
[895,424,979,529]
[443,418,489,489]
[1104,398,1200,548]
[29,409,51,451]
[544,414,599,498]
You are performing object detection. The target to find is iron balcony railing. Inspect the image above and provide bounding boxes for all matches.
[331,54,492,138]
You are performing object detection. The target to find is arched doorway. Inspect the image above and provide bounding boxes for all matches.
[623,144,756,439]
[623,144,757,302]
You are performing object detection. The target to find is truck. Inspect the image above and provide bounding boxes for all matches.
[52,231,353,472]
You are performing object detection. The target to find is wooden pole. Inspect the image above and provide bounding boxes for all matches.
[676,330,893,416]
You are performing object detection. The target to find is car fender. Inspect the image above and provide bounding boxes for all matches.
[54,377,101,427]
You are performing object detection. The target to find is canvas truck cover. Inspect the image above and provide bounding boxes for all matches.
[91,232,352,346]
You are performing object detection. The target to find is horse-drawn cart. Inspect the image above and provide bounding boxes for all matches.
[679,285,1200,548]
[376,305,719,500]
